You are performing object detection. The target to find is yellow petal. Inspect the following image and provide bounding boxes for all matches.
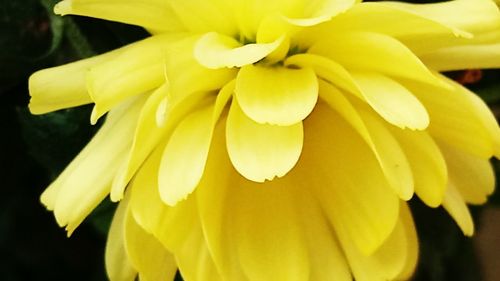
[194,32,283,69]
[54,0,184,32]
[420,43,500,71]
[390,129,447,208]
[235,64,318,125]
[165,35,238,95]
[301,102,400,255]
[396,203,419,280]
[337,202,415,281]
[285,54,363,98]
[439,143,495,205]
[319,81,413,201]
[443,183,475,236]
[351,72,429,130]
[382,0,500,34]
[28,48,121,114]
[404,75,500,158]
[309,31,447,88]
[168,0,237,35]
[197,118,349,281]
[226,99,303,182]
[158,84,232,206]
[124,206,177,281]
[129,146,198,254]
[88,34,185,123]
[46,97,144,234]
[105,199,137,281]
[284,0,355,26]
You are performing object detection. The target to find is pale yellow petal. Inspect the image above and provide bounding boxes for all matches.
[420,43,500,71]
[194,32,283,69]
[226,99,303,182]
[29,48,121,114]
[337,203,412,281]
[390,129,447,208]
[319,81,413,201]
[285,54,363,98]
[124,207,177,281]
[301,102,400,255]
[443,183,475,236]
[404,75,500,158]
[235,64,318,125]
[164,35,238,96]
[396,203,419,280]
[47,97,144,234]
[309,31,447,88]
[439,143,495,205]
[87,35,185,123]
[158,84,232,206]
[54,0,184,31]
[105,199,137,281]
[129,146,198,254]
[285,0,355,26]
[351,72,429,130]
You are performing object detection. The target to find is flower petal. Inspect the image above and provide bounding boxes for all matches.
[302,102,400,255]
[28,48,121,114]
[309,31,447,88]
[124,205,177,281]
[45,97,144,234]
[158,83,233,206]
[443,183,474,236]
[54,0,184,31]
[351,72,429,130]
[439,143,495,205]
[337,202,416,281]
[235,64,318,125]
[105,199,137,281]
[420,43,500,71]
[284,0,355,26]
[226,99,303,182]
[194,32,283,69]
[319,81,413,201]
[404,75,500,158]
[390,129,447,208]
[88,35,183,123]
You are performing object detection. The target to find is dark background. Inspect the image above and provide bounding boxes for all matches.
[1,0,499,280]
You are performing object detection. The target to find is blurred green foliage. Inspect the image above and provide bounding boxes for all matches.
[0,0,499,280]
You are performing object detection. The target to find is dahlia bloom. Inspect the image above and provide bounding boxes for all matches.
[29,0,500,280]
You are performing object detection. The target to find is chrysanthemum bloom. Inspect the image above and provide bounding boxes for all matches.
[29,0,500,280]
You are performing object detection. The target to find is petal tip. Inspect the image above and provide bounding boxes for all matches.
[54,0,72,15]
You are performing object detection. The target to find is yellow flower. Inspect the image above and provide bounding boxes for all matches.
[29,0,500,280]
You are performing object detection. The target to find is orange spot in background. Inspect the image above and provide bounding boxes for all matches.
[456,69,483,85]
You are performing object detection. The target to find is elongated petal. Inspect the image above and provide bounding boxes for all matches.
[337,203,415,281]
[159,85,232,206]
[235,64,318,125]
[285,54,362,98]
[54,0,184,31]
[443,184,474,236]
[44,97,144,234]
[165,35,238,95]
[396,203,419,280]
[285,0,354,26]
[439,143,495,205]
[420,43,500,71]
[88,35,184,123]
[124,206,177,281]
[29,48,121,114]
[319,81,413,201]
[302,102,400,255]
[352,72,429,130]
[309,31,446,88]
[390,129,447,207]
[194,32,283,69]
[404,75,500,158]
[105,199,137,281]
[226,100,303,182]
[199,120,310,281]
